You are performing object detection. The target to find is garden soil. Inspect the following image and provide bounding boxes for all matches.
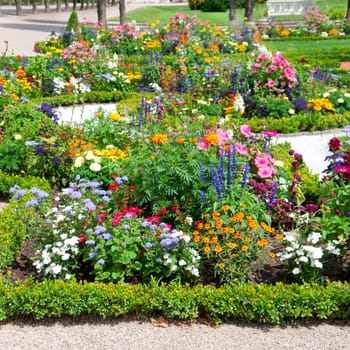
[1,4,350,349]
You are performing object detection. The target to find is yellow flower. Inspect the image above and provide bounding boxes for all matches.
[109,112,121,121]
[204,246,211,253]
[205,133,219,145]
[226,242,235,249]
[241,245,248,252]
[218,262,225,269]
[214,245,222,253]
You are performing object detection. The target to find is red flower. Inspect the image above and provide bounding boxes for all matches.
[78,235,87,243]
[329,137,341,152]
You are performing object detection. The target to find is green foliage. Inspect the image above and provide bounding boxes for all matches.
[201,0,229,12]
[66,10,79,33]
[0,279,349,324]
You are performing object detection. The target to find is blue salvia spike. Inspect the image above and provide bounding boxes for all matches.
[227,148,232,191]
[241,161,250,189]
[232,144,237,178]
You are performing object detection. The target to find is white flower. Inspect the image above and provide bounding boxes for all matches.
[320,32,328,37]
[178,259,187,266]
[14,133,22,140]
[89,162,101,172]
[234,93,245,114]
[184,216,193,226]
[312,260,323,268]
[288,108,295,115]
[299,256,308,263]
[274,160,284,168]
[74,156,85,168]
[304,245,323,260]
[337,98,344,104]
[323,92,330,98]
[292,267,300,275]
[191,268,200,277]
[307,231,321,244]
[85,150,95,160]
[344,93,350,98]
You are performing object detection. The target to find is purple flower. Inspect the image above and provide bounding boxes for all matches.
[71,191,82,199]
[145,242,152,249]
[89,252,97,258]
[121,242,127,248]
[25,198,40,207]
[13,189,26,199]
[102,233,114,240]
[95,225,106,234]
[85,240,95,245]
[84,199,96,211]
[97,259,105,265]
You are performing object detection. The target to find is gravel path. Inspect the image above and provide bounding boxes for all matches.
[0,319,349,350]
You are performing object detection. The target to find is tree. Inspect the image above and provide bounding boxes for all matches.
[97,0,107,27]
[15,0,22,15]
[346,0,350,21]
[229,0,236,28]
[119,0,126,25]
[244,0,254,22]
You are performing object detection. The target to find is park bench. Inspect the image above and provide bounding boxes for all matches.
[266,0,316,17]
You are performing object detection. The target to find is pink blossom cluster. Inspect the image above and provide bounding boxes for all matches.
[111,23,138,43]
[303,5,327,31]
[250,52,298,93]
[62,42,97,64]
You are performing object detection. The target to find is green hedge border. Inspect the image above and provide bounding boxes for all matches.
[0,279,349,325]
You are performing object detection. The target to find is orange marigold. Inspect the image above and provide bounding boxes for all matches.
[205,133,219,145]
[226,242,236,249]
[241,245,248,252]
[218,262,225,269]
[149,134,167,144]
[258,239,268,247]
[214,245,222,253]
[204,246,211,253]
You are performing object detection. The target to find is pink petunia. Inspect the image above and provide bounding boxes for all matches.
[217,128,229,147]
[254,156,269,168]
[240,124,253,138]
[257,166,274,179]
[197,137,209,151]
[265,80,276,88]
[236,142,248,155]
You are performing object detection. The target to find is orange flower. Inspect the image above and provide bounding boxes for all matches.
[208,230,215,235]
[276,233,284,240]
[218,262,225,269]
[241,245,248,252]
[269,252,276,259]
[215,220,223,229]
[149,134,167,145]
[193,236,200,243]
[214,245,222,253]
[228,228,235,234]
[193,230,200,236]
[204,246,211,253]
[205,133,219,145]
[235,233,242,239]
[245,237,251,243]
[197,222,203,229]
[204,223,211,230]
[210,236,218,244]
[222,205,230,211]
[202,237,210,243]
[15,69,26,78]
[226,242,235,249]
[177,137,185,144]
[222,227,229,234]
[258,239,268,247]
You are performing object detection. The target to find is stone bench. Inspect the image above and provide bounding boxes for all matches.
[267,0,316,17]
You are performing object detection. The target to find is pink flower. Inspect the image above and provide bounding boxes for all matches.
[236,142,248,155]
[257,166,274,178]
[240,124,253,138]
[265,80,276,88]
[254,156,269,168]
[197,137,209,151]
[217,128,229,147]
[263,130,278,138]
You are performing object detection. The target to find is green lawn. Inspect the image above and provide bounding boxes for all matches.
[109,0,348,25]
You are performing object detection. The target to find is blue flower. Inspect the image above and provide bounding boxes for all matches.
[89,252,98,258]
[145,242,152,249]
[102,233,114,240]
[85,240,95,245]
[97,259,105,265]
[95,225,106,234]
[13,189,26,199]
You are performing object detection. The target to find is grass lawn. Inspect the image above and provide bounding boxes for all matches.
[109,0,348,25]
[265,39,350,68]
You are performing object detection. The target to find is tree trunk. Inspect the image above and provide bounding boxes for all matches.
[15,0,22,15]
[72,0,77,10]
[64,0,69,10]
[31,0,37,13]
[56,0,62,12]
[244,0,254,22]
[97,0,107,27]
[44,0,50,13]
[119,0,126,25]
[229,0,236,28]
[346,0,350,20]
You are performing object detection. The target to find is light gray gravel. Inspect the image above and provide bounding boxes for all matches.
[0,319,349,350]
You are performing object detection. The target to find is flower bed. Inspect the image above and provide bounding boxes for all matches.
[0,11,349,323]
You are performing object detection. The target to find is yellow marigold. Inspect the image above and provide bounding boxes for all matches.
[204,223,211,230]
[228,228,235,234]
[208,230,215,235]
[193,236,201,243]
[222,227,229,234]
[248,219,258,229]
[205,133,219,146]
[226,242,235,249]
[197,223,203,229]
[280,30,290,37]
[109,112,121,121]
[269,252,276,259]
[214,245,222,253]
[241,245,248,252]
[222,205,230,211]
[204,246,211,253]
[193,230,200,236]
[218,262,225,269]
[202,237,210,243]
[245,237,251,243]
[204,213,210,218]
[149,134,167,144]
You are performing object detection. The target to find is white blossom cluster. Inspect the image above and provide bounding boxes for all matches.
[277,230,342,276]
